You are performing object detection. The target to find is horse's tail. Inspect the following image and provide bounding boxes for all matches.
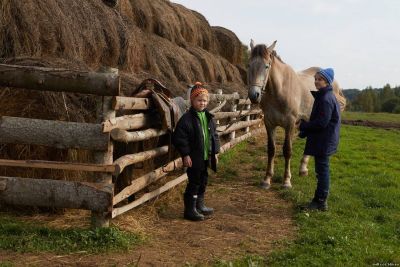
[332,81,347,112]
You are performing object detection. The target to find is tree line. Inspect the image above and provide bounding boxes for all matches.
[343,84,400,113]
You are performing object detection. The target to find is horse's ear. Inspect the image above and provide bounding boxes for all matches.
[250,39,255,50]
[268,40,277,51]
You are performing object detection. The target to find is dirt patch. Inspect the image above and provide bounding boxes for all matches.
[342,119,400,129]
[0,133,297,266]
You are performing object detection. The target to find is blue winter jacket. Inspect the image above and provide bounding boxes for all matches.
[299,86,341,156]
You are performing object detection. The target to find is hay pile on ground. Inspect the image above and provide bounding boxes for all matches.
[0,0,247,97]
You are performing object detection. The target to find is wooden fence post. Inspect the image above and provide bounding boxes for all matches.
[215,89,223,126]
[229,92,238,141]
[91,96,115,228]
[245,103,251,133]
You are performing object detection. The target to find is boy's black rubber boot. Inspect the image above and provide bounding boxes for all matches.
[306,199,328,211]
[184,194,204,221]
[196,194,214,216]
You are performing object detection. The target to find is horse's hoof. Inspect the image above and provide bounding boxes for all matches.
[259,182,271,190]
[299,170,308,177]
[282,183,292,189]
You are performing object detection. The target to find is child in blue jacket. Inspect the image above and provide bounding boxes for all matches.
[299,68,341,211]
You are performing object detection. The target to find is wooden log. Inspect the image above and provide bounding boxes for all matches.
[113,146,169,176]
[213,109,262,120]
[102,113,153,133]
[0,64,120,96]
[0,159,116,173]
[112,97,152,110]
[110,128,167,143]
[92,96,115,228]
[0,116,109,150]
[239,98,252,105]
[245,104,252,133]
[229,94,239,140]
[112,173,188,218]
[208,92,240,102]
[113,158,183,205]
[0,176,112,212]
[217,119,263,136]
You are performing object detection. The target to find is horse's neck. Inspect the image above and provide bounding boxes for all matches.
[267,59,298,96]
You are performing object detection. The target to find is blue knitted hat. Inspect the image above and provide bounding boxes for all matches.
[317,68,334,85]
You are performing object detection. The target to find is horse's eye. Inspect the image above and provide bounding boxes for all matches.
[265,64,270,69]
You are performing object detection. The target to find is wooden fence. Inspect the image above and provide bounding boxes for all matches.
[0,64,263,228]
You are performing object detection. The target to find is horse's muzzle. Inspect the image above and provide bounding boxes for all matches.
[248,87,261,104]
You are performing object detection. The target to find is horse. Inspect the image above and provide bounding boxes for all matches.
[247,39,346,189]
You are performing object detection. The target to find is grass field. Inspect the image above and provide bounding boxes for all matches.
[342,111,400,123]
[213,124,400,266]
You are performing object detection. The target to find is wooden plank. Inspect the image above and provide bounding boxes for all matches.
[102,113,153,133]
[110,128,167,143]
[112,173,188,218]
[113,157,183,205]
[0,159,116,173]
[0,176,112,212]
[219,128,265,153]
[112,97,152,110]
[113,146,169,176]
[0,116,109,150]
[208,92,240,102]
[213,109,262,120]
[217,119,263,135]
[0,63,120,96]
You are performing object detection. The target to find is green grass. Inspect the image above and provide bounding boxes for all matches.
[214,125,400,266]
[342,111,400,123]
[0,215,142,253]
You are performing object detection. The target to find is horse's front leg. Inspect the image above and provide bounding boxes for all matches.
[282,126,294,188]
[299,155,310,176]
[261,127,276,189]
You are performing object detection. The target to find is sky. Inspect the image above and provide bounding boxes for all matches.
[171,0,400,89]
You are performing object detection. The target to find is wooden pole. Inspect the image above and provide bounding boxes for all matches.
[212,109,262,120]
[0,176,112,212]
[0,116,109,150]
[113,158,183,205]
[0,159,115,173]
[0,64,120,96]
[229,93,239,140]
[214,89,223,127]
[113,146,169,176]
[245,103,251,133]
[112,97,152,110]
[102,113,154,133]
[217,119,263,136]
[110,128,167,143]
[112,173,188,218]
[91,96,115,228]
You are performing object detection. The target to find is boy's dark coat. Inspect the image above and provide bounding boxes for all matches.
[299,87,341,156]
[173,107,220,171]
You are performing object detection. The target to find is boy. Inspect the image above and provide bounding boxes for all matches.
[173,82,220,221]
[298,68,341,211]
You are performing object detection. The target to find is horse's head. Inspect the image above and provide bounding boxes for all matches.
[247,39,277,104]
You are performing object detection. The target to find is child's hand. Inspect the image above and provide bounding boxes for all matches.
[183,155,192,167]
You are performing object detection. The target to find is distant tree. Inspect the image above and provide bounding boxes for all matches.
[381,97,400,113]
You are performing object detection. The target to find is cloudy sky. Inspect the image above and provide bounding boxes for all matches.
[172,0,400,89]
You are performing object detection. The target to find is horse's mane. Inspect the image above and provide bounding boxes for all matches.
[250,44,284,63]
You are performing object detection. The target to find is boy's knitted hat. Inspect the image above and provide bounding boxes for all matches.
[317,68,334,85]
[190,82,208,100]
